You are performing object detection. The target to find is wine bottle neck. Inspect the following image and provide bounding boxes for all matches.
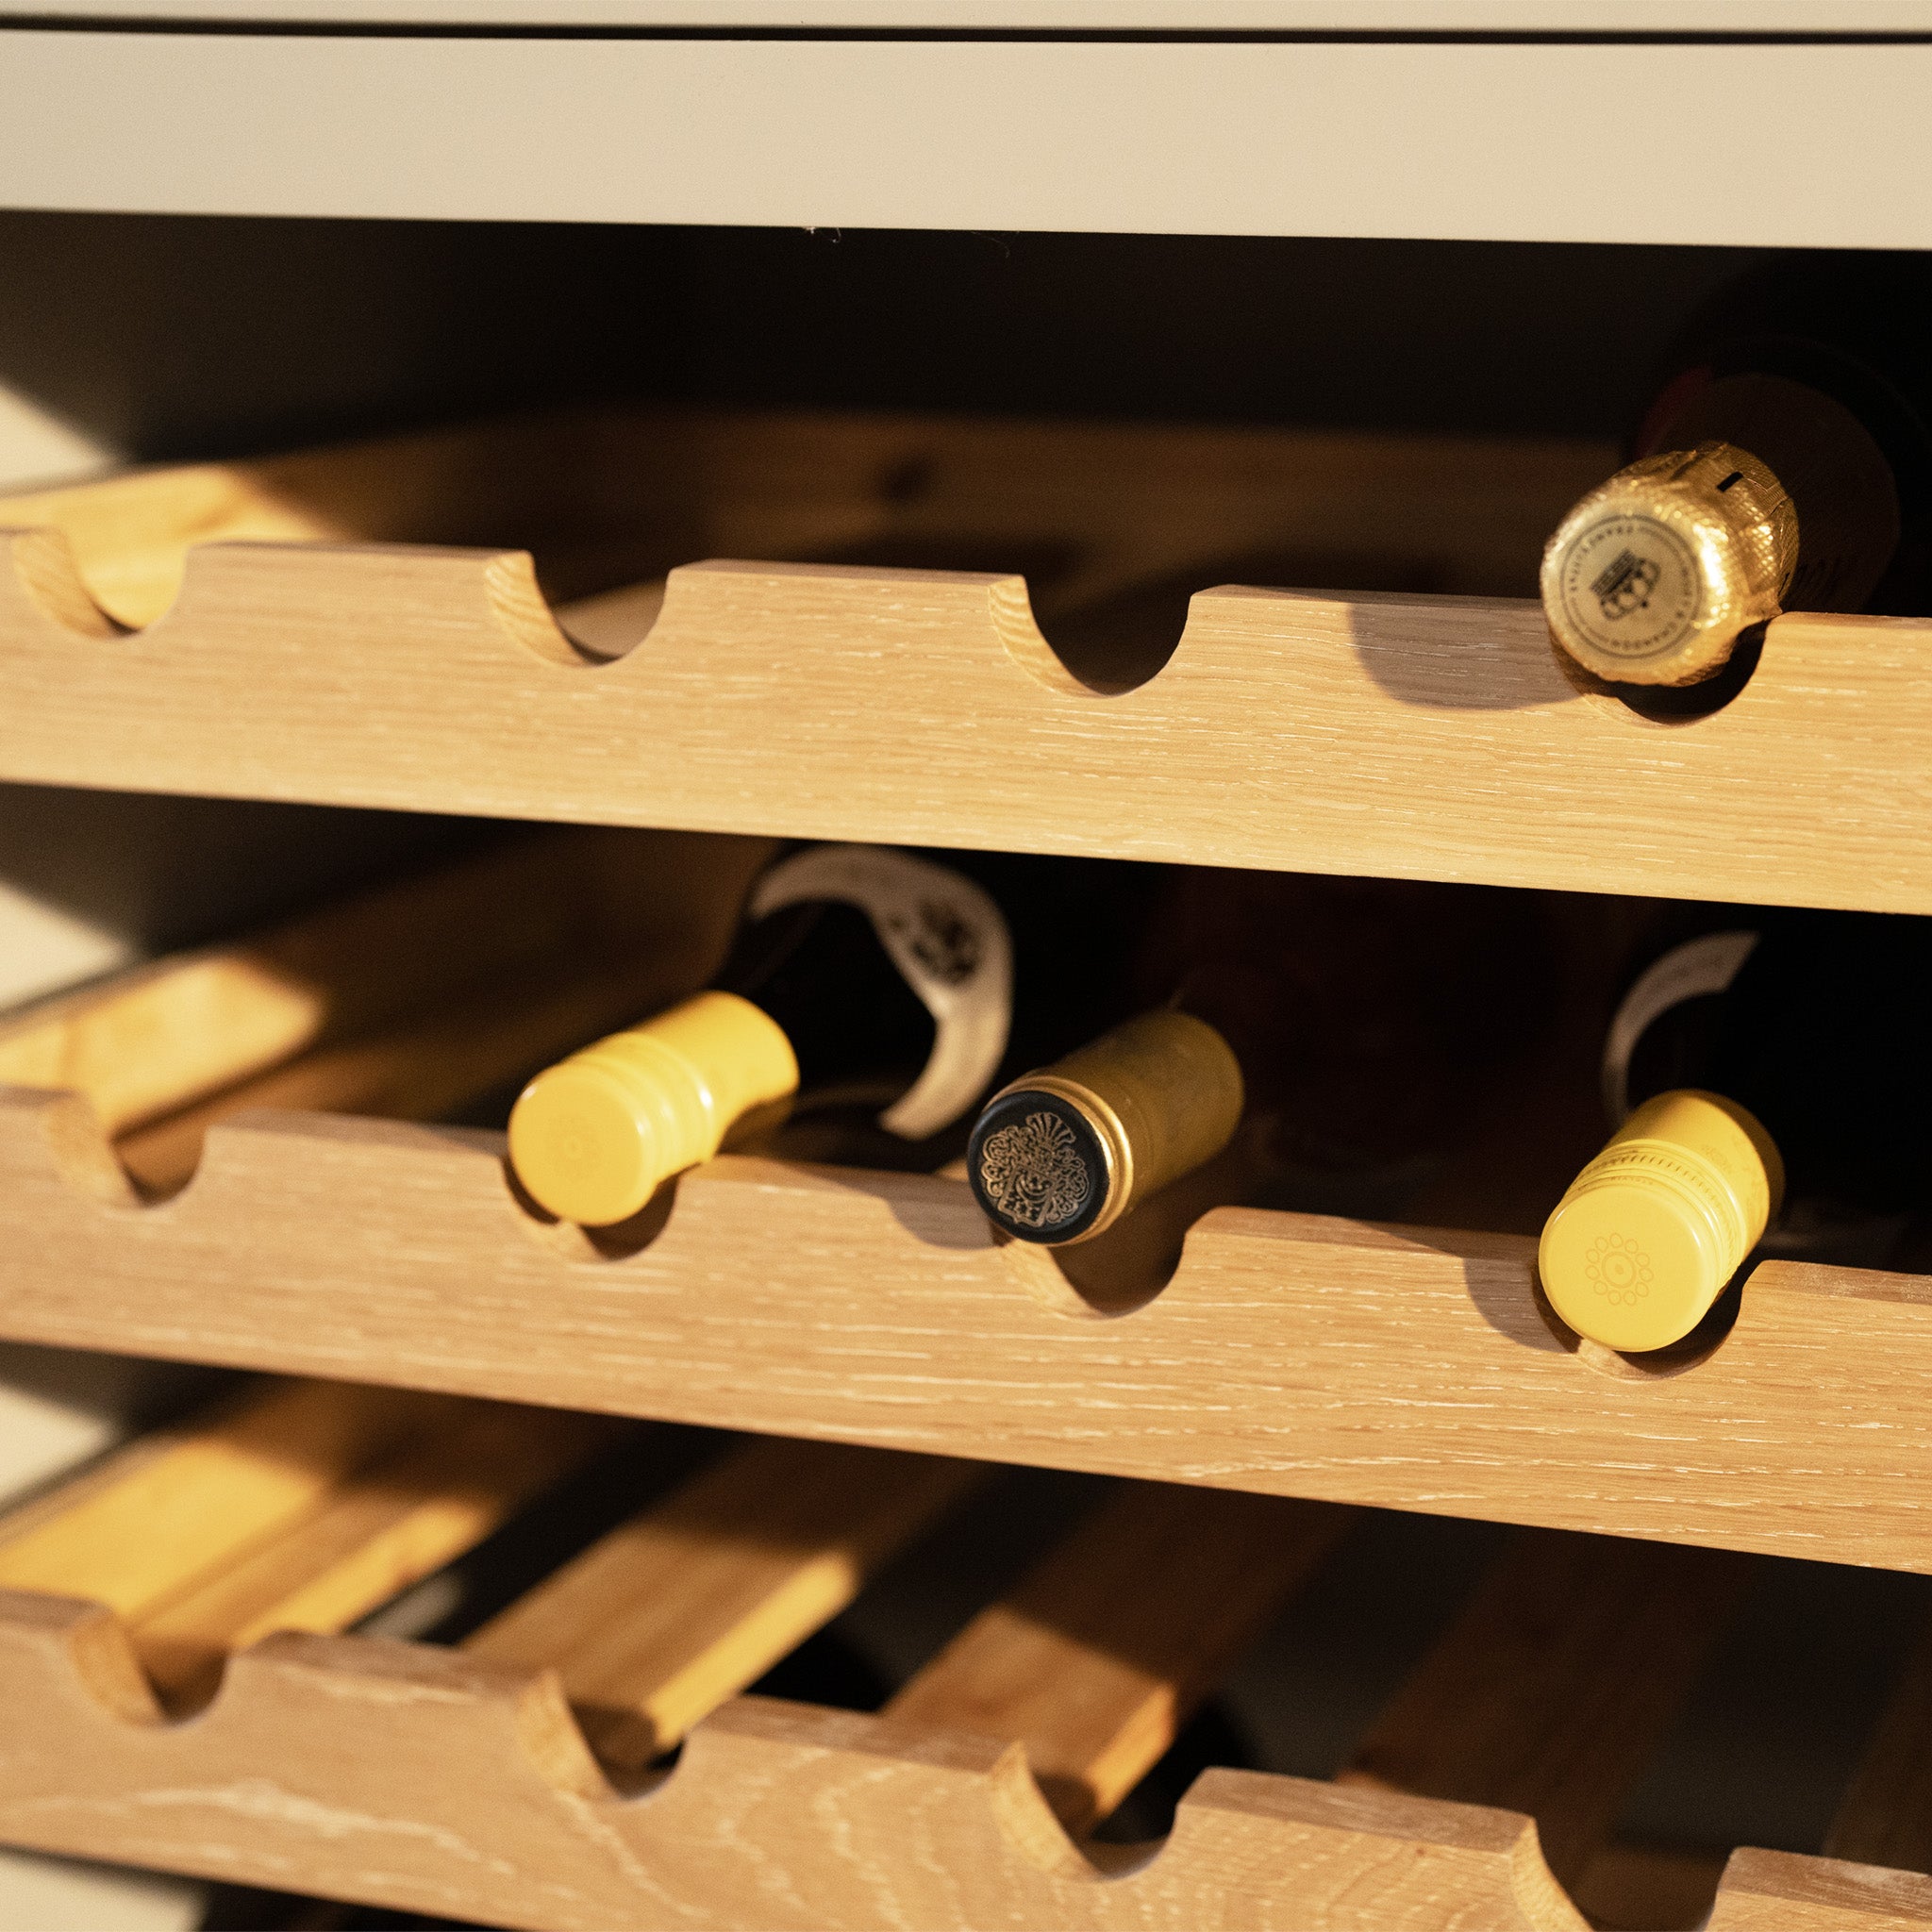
[720,844,1015,1141]
[1640,370,1901,615]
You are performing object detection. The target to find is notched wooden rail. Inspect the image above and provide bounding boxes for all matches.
[0,1591,1920,1932]
[2,523,1930,909]
[3,1088,1931,1573]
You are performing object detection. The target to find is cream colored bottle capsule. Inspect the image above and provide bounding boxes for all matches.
[508,991,798,1226]
[1539,1089,1784,1352]
[1541,441,1798,688]
[965,1009,1243,1245]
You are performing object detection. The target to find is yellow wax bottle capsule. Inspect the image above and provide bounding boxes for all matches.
[1541,441,1798,688]
[966,1009,1243,1245]
[1538,1089,1785,1352]
[508,991,798,1226]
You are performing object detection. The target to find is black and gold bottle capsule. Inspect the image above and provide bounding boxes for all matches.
[965,1008,1244,1245]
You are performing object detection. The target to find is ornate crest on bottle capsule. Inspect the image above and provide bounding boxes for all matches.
[976,1109,1093,1232]
[967,1089,1110,1244]
[1541,442,1797,688]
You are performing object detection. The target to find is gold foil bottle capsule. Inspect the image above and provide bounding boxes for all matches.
[1541,441,1798,687]
[966,1009,1243,1245]
[1538,1089,1784,1352]
[508,990,798,1225]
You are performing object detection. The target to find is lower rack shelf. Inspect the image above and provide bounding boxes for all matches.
[0,1608,1918,1932]
[1,1087,1930,1574]
[0,1378,1926,1932]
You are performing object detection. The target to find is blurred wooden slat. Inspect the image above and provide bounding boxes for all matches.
[131,1400,622,1704]
[0,1378,454,1617]
[0,407,1607,631]
[1709,1848,1932,1929]
[1339,1529,1754,1890]
[467,1436,978,1768]
[887,1483,1352,1834]
[0,825,755,1144]
[1825,1615,1932,1875]
[116,948,703,1197]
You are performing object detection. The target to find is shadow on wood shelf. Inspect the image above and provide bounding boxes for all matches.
[0,1083,1928,1576]
[0,1565,1922,1932]
[1,405,1924,913]
[0,1376,1928,1932]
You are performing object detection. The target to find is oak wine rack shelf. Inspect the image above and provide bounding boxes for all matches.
[5,405,1932,1930]
[2,1088,1930,1577]
[0,407,1927,915]
[0,1604,1922,1932]
[0,1384,1926,1932]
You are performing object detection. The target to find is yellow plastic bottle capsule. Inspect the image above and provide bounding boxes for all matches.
[1538,1089,1784,1352]
[967,1008,1244,1245]
[508,991,799,1225]
[1541,441,1798,688]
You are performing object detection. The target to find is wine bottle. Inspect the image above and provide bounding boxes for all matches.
[1541,254,1932,688]
[508,844,1020,1226]
[1540,908,1932,1351]
[967,870,1558,1246]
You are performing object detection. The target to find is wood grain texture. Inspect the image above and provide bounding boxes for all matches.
[468,1436,979,1767]
[1340,1529,1752,1890]
[0,1374,616,1704]
[3,535,1925,911]
[0,1378,449,1614]
[0,1587,1916,1932]
[5,407,1921,911]
[0,405,1603,632]
[0,1592,1596,1931]
[132,1398,617,1704]
[0,824,758,1149]
[1,1099,1929,1571]
[1707,1849,1932,1930]
[887,1485,1353,1832]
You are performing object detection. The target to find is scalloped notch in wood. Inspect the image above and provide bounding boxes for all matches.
[2,1092,1931,1575]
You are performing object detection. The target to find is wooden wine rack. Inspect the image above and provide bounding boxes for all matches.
[2,1094,1930,1577]
[0,1605,1920,1932]
[2,407,1929,914]
[0,1389,1924,1932]
[4,406,1932,1928]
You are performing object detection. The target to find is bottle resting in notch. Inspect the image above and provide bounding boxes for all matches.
[1540,908,1932,1352]
[509,843,1013,1225]
[1541,253,1932,688]
[967,870,1558,1247]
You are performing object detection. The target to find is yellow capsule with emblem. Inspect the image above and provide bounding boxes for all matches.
[1538,1089,1784,1352]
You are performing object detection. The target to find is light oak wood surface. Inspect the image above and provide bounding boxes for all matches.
[886,1484,1353,1833]
[1,1098,1928,1574]
[0,405,1601,633]
[0,1378,445,1613]
[0,1376,616,1703]
[0,824,766,1195]
[468,1435,979,1768]
[1707,1850,1932,1931]
[29,406,1926,911]
[133,1395,617,1703]
[0,1587,1916,1932]
[1,534,1923,912]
